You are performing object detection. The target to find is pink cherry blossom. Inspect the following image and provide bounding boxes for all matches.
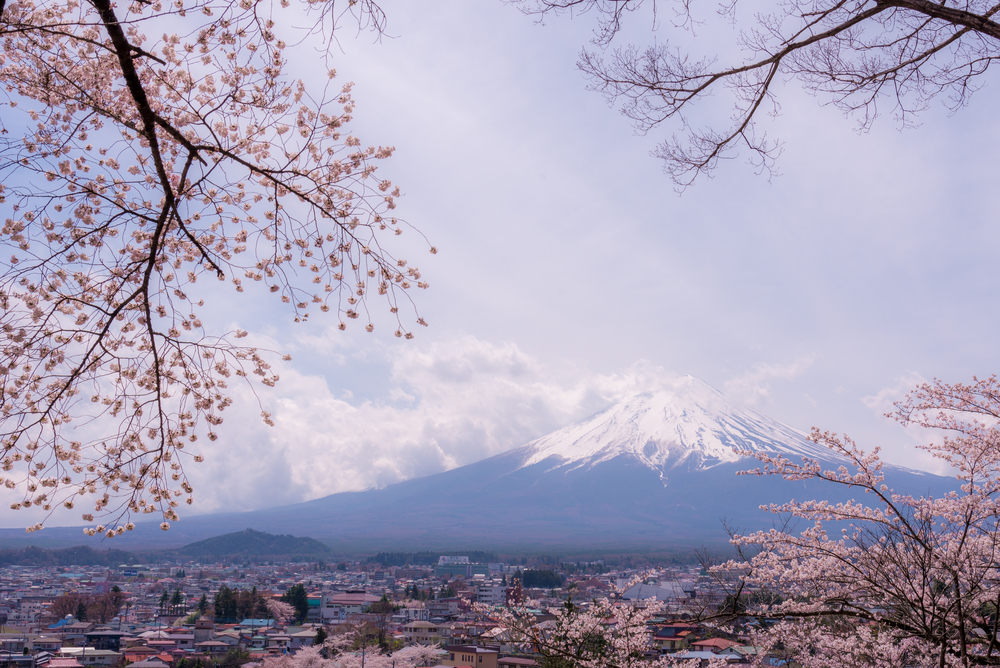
[0,0,431,531]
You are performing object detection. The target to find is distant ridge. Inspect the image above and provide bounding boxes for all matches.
[0,378,959,552]
[0,545,136,567]
[176,528,331,559]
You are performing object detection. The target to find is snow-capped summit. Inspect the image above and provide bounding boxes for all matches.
[516,376,835,473]
[14,376,949,551]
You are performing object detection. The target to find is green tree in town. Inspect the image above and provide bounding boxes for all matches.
[213,586,238,622]
[171,589,184,614]
[280,584,310,624]
[218,648,251,668]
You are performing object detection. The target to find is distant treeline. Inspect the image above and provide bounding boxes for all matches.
[516,569,564,588]
[369,551,500,566]
[0,545,136,567]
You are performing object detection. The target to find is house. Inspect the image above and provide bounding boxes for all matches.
[652,623,699,653]
[127,659,170,668]
[395,607,429,623]
[442,646,497,668]
[192,620,214,645]
[56,624,94,648]
[44,659,82,668]
[162,632,194,650]
[426,599,461,619]
[690,638,742,654]
[402,621,442,644]
[287,630,318,650]
[672,650,727,666]
[0,652,35,668]
[122,647,159,664]
[475,586,505,606]
[209,631,241,648]
[144,641,177,654]
[29,637,62,653]
[193,641,231,656]
[237,620,274,632]
[717,645,757,662]
[55,649,120,667]
[621,582,695,602]
[497,658,538,668]
[319,593,381,623]
[83,632,125,652]
[0,637,26,654]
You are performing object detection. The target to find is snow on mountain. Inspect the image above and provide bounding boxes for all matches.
[517,375,838,473]
[0,376,952,551]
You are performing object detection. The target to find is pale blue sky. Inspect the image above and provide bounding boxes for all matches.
[3,0,998,527]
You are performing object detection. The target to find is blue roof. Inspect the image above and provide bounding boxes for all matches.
[238,619,274,627]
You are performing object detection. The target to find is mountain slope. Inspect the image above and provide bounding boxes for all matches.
[518,377,840,472]
[0,378,957,552]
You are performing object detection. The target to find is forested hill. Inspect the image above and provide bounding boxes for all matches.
[175,528,332,559]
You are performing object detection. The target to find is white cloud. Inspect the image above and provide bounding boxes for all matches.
[861,372,928,416]
[724,357,815,406]
[168,335,688,516]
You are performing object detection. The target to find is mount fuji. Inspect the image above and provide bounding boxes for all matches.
[0,377,958,551]
[514,376,840,474]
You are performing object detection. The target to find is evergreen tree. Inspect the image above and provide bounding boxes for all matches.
[280,584,309,624]
[171,589,184,614]
[198,594,209,614]
[75,600,87,621]
[213,586,238,622]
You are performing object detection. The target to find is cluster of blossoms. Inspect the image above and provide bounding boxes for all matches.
[709,376,1000,668]
[258,638,441,668]
[481,378,1000,668]
[477,581,727,668]
[0,0,431,531]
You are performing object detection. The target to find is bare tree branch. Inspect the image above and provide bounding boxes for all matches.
[518,0,1000,187]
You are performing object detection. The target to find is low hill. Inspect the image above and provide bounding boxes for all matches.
[175,528,332,559]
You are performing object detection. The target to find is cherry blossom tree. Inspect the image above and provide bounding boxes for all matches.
[483,596,664,668]
[705,376,1000,667]
[479,591,728,668]
[265,599,296,625]
[258,640,440,668]
[0,0,432,533]
[515,0,1000,186]
[485,378,1000,667]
